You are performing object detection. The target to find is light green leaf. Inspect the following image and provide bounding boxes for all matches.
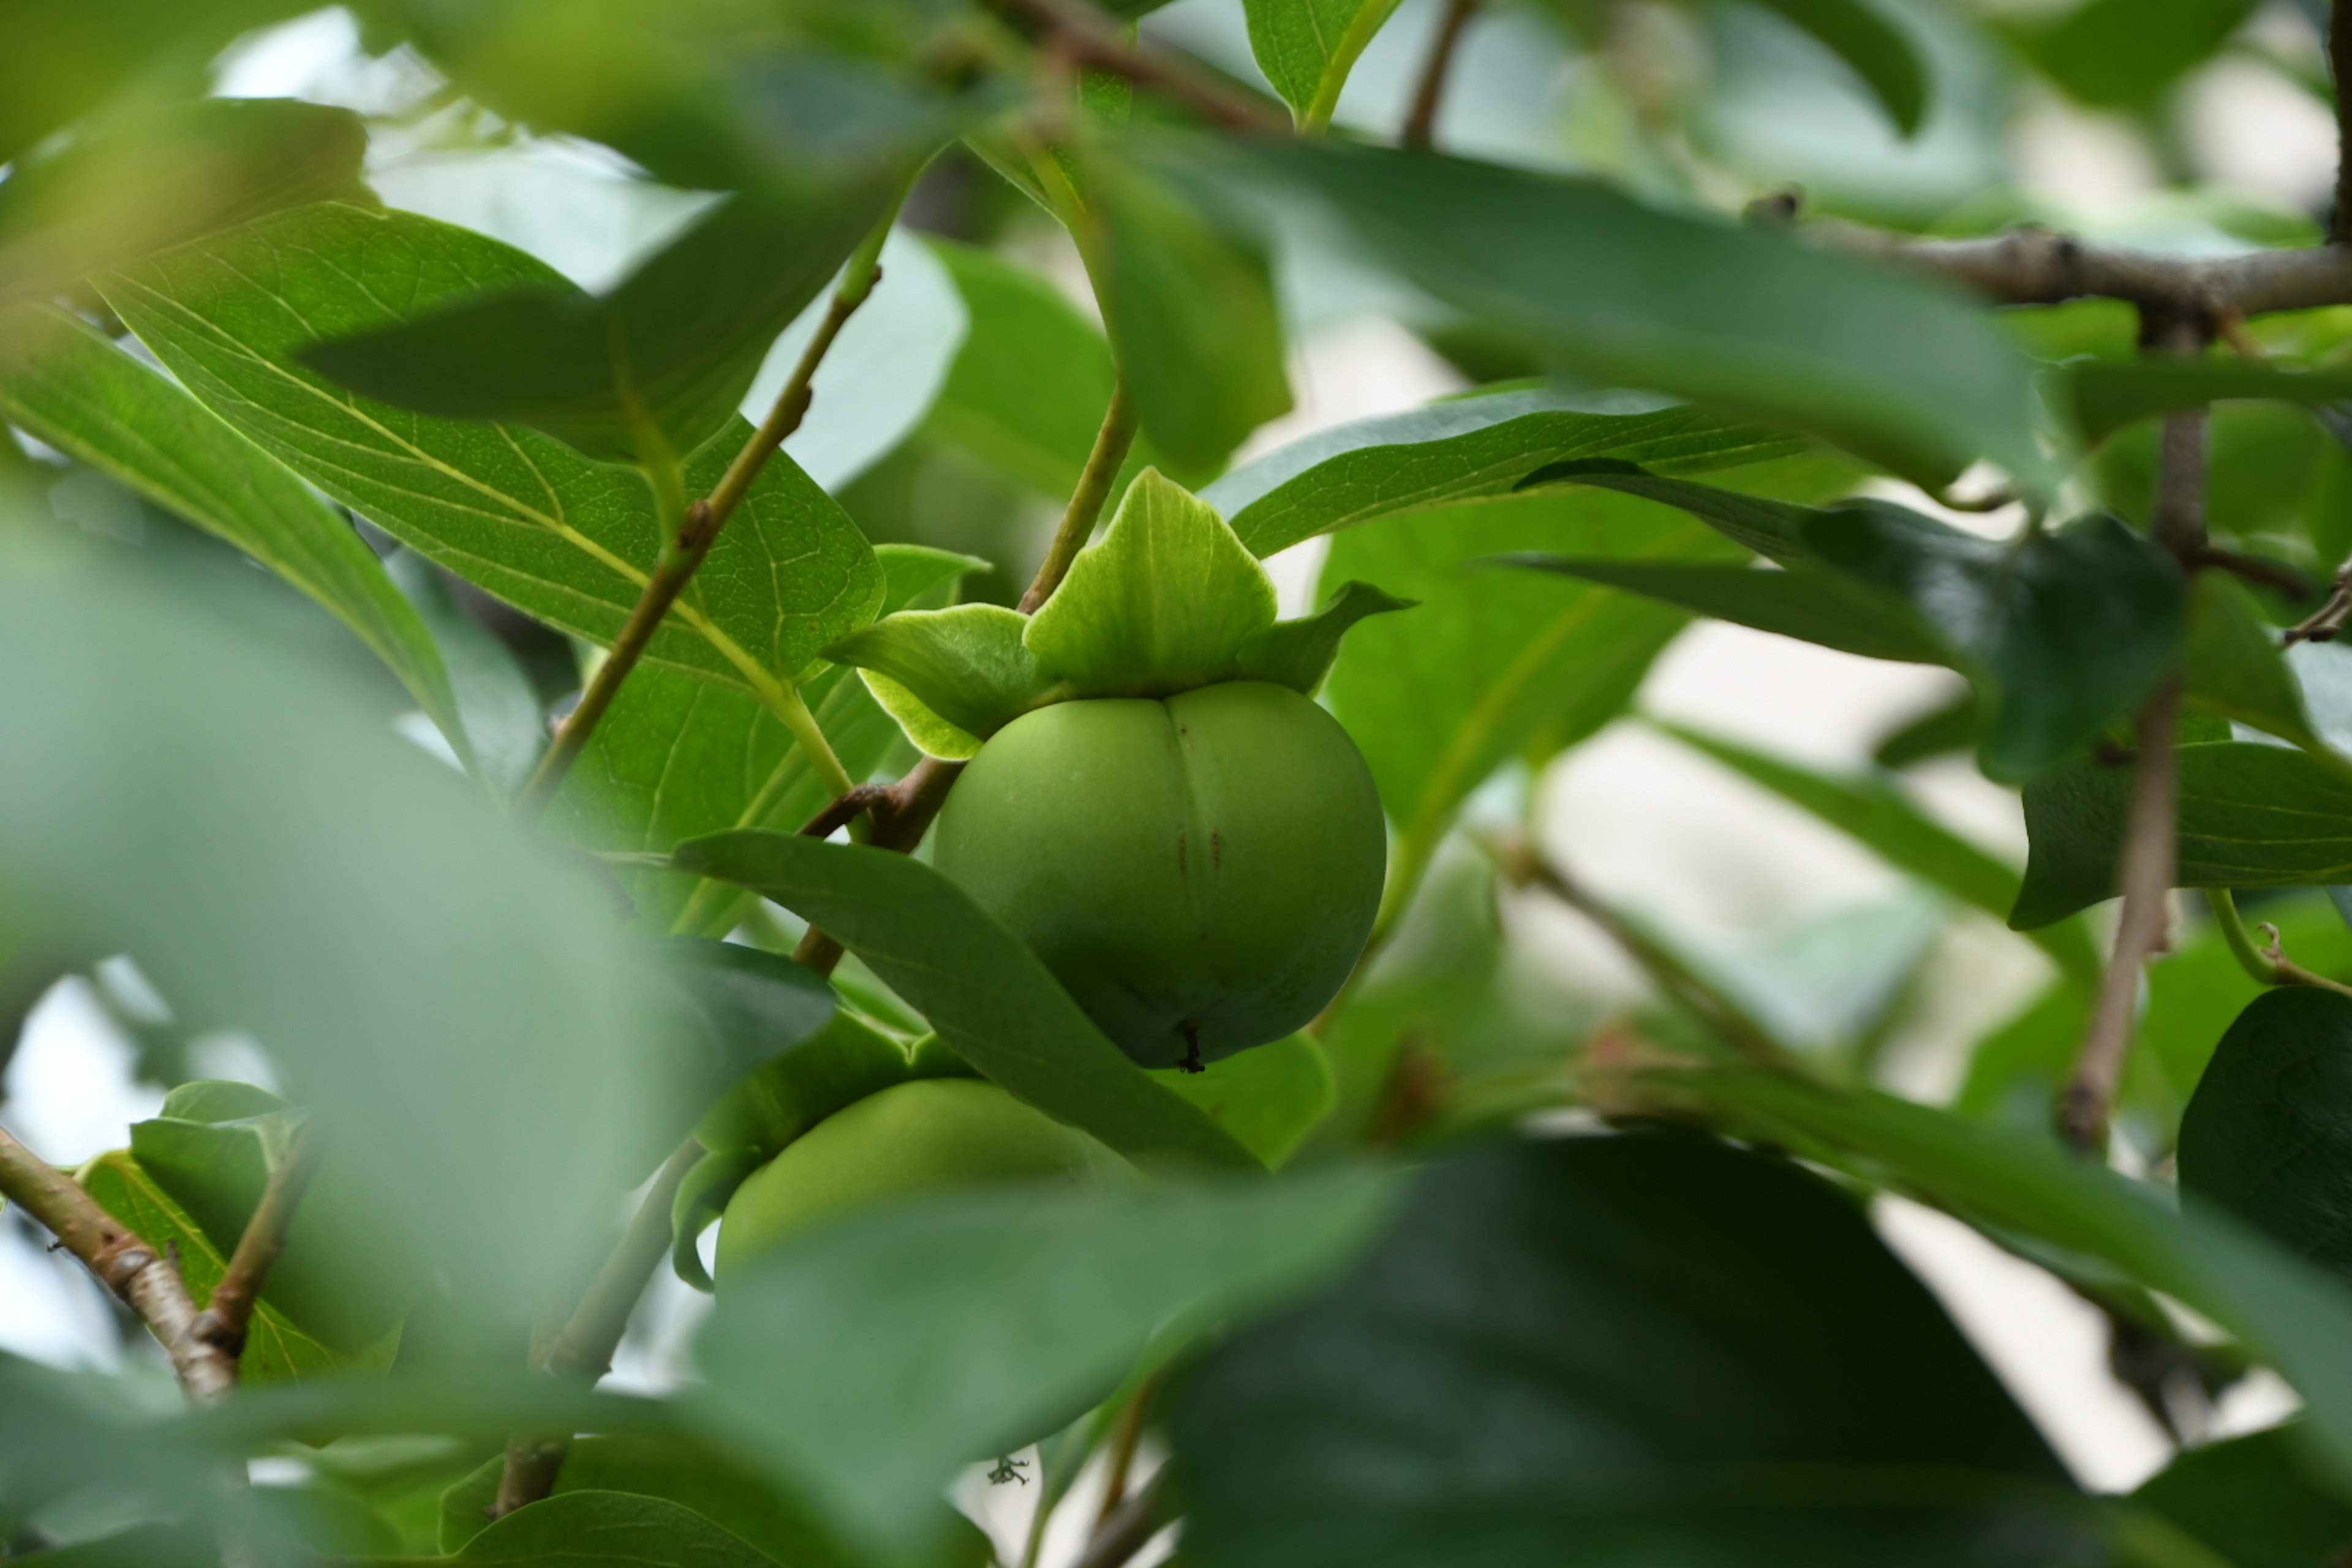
[1026,469,1280,694]
[1150,1032,1336,1169]
[0,306,467,760]
[1235,580,1415,695]
[101,202,883,707]
[826,603,1057,739]
[381,548,544,799]
[1243,0,1406,127]
[668,832,1259,1174]
[1207,388,1809,559]
[695,1169,1396,1555]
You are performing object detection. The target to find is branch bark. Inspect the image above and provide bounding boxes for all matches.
[1071,1468,1170,1568]
[190,1120,323,1364]
[0,1123,236,1403]
[998,0,1287,134]
[1401,0,1480,149]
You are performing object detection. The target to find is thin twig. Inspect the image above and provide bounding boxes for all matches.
[2215,886,2352,998]
[997,0,1287,133]
[1401,0,1480,149]
[1071,1468,1170,1568]
[2060,680,2183,1154]
[1093,1374,1161,1529]
[190,1121,325,1365]
[515,211,899,818]
[788,757,967,980]
[1483,834,1792,1068]
[1019,385,1137,613]
[491,1136,706,1518]
[0,1124,236,1403]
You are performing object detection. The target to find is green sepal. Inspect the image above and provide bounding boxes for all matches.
[823,470,1411,755]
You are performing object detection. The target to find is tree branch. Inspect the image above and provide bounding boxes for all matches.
[190,1120,323,1364]
[491,1135,705,1518]
[997,0,1287,134]
[1019,383,1136,613]
[1401,0,1480,149]
[515,209,900,819]
[0,1123,236,1403]
[1071,1468,1170,1568]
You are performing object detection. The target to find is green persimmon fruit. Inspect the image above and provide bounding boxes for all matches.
[932,679,1385,1069]
[714,1078,1123,1281]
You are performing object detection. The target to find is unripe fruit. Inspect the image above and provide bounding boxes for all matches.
[932,680,1385,1070]
[714,1079,1123,1281]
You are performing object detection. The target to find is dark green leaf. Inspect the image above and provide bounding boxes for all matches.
[1172,1134,2094,1568]
[1234,580,1415,695]
[302,186,895,462]
[0,4,305,165]
[697,1168,1395,1554]
[656,939,838,1135]
[1500,555,1947,664]
[0,307,466,761]
[1236,141,2045,485]
[2015,742,2352,927]
[666,833,1261,1174]
[1873,690,1980,769]
[103,202,884,699]
[2180,988,2352,1283]
[1243,0,1406,126]
[1524,463,1819,560]
[2184,570,2313,746]
[1658,722,2100,982]
[2132,1423,2352,1568]
[452,1491,775,1568]
[1745,0,1929,135]
[2007,0,2259,108]
[2066,357,2352,443]
[1206,388,1807,558]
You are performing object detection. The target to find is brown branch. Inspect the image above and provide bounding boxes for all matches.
[997,0,1287,134]
[1093,1373,1161,1529]
[2334,0,2352,243]
[2187,545,2314,601]
[190,1121,323,1364]
[1401,0,1480,149]
[515,213,899,819]
[0,1123,236,1403]
[1072,1468,1170,1568]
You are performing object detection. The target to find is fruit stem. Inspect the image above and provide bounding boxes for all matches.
[1019,382,1136,614]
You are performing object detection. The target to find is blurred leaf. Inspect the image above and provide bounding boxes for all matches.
[1234,580,1415,695]
[0,2,311,163]
[1743,0,1929,136]
[1500,554,1947,663]
[0,1352,239,1532]
[696,1168,1396,1555]
[0,98,367,304]
[655,939,838,1138]
[0,543,666,1338]
[1235,140,2046,486]
[2066,358,2352,443]
[1661,1066,2352,1495]
[2015,743,2352,927]
[2132,1423,2352,1568]
[1243,0,1406,126]
[552,544,977,929]
[382,549,545,799]
[1150,1033,1336,1169]
[1084,154,1291,477]
[451,1491,774,1568]
[1204,387,1806,559]
[667,833,1261,1174]
[303,186,895,462]
[103,202,884,699]
[1873,690,1980,768]
[0,307,469,764]
[78,1150,378,1386]
[1172,1134,2095,1568]
[2179,988,2352,1283]
[2006,0,2259,108]
[1658,722,2100,982]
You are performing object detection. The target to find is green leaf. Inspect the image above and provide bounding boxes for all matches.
[1234,580,1415,696]
[1874,691,1980,769]
[826,603,1057,742]
[452,1491,777,1568]
[0,306,467,762]
[1242,0,1406,127]
[696,1168,1396,1555]
[159,1079,287,1124]
[2179,988,2352,1284]
[2185,570,2314,746]
[2133,1424,2352,1568]
[101,202,884,704]
[1237,140,2046,486]
[2066,358,2352,443]
[1657,722,2101,983]
[302,185,895,462]
[2007,0,2259,108]
[77,1150,385,1385]
[2015,743,2352,927]
[1207,388,1809,559]
[657,939,838,1131]
[1171,1134,2095,1568]
[1026,469,1280,694]
[382,548,545,799]
[1148,1032,1335,1169]
[1084,155,1292,476]
[439,1439,857,1566]
[1657,1066,2352,1499]
[1524,462,1823,560]
[0,98,371,303]
[1745,0,1929,136]
[1500,555,1948,664]
[0,1352,249,1534]
[0,540,669,1331]
[666,833,1261,1174]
